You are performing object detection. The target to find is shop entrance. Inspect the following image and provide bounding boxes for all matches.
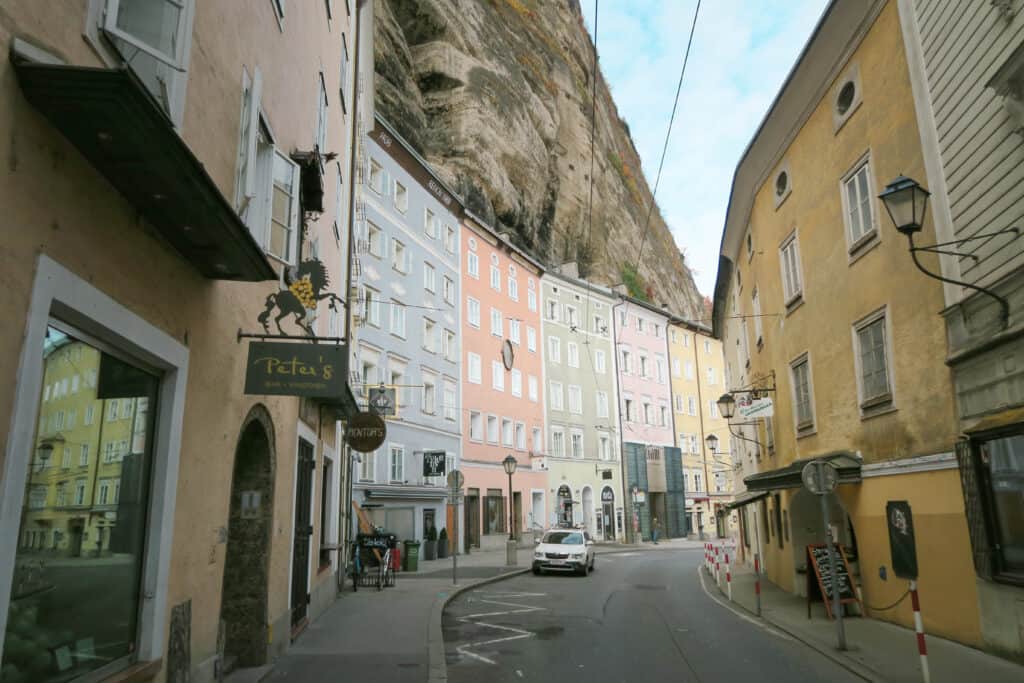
[601,487,615,540]
[464,489,480,551]
[557,484,573,526]
[220,409,275,670]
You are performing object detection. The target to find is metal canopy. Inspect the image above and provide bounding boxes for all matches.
[724,490,769,510]
[743,451,862,492]
[12,57,276,282]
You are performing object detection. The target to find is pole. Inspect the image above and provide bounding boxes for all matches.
[726,549,732,601]
[507,472,514,541]
[910,580,930,683]
[820,490,847,650]
[754,553,762,617]
[452,497,458,586]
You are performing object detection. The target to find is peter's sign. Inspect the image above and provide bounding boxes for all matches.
[244,341,347,398]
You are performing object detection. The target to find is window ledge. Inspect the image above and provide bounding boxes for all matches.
[796,425,817,440]
[105,659,163,683]
[860,402,897,421]
[785,295,805,317]
[848,232,880,265]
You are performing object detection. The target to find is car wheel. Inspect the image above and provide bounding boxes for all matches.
[590,555,595,571]
[532,566,541,576]
[579,561,589,577]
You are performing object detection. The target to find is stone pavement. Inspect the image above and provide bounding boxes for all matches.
[244,537,702,683]
[703,560,1024,683]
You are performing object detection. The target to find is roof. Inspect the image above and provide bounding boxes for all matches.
[463,209,547,273]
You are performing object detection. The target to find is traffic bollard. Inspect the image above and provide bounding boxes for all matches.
[725,552,732,601]
[910,580,930,683]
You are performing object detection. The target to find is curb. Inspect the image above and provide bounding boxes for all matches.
[426,565,531,683]
[701,567,883,683]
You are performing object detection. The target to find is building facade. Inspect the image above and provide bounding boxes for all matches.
[613,296,685,542]
[460,215,547,550]
[898,0,1024,658]
[668,321,734,539]
[540,265,623,540]
[713,0,979,650]
[350,118,462,549]
[0,1,370,681]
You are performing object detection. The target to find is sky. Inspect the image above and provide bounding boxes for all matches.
[581,0,830,298]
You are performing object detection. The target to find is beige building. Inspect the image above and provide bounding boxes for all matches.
[668,321,734,539]
[0,2,373,682]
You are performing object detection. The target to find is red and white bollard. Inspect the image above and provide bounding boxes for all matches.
[715,545,721,585]
[725,551,732,601]
[910,580,931,683]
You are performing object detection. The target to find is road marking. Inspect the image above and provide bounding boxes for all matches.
[455,593,549,665]
[697,567,792,642]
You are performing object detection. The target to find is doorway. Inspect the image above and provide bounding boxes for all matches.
[464,489,480,551]
[531,491,544,537]
[291,439,315,632]
[601,487,615,540]
[557,484,572,526]
[220,410,275,670]
[512,492,522,540]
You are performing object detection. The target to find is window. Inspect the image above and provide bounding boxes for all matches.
[708,401,718,418]
[565,306,578,328]
[688,396,697,416]
[360,347,380,386]
[854,312,892,408]
[527,327,537,352]
[367,222,383,257]
[595,350,606,373]
[571,432,584,459]
[843,159,876,248]
[425,208,437,238]
[389,358,408,408]
[389,444,405,482]
[599,435,611,461]
[502,418,513,446]
[467,297,481,328]
[705,340,711,354]
[422,372,437,414]
[511,369,523,397]
[694,473,703,493]
[620,349,632,374]
[423,318,437,352]
[596,391,609,418]
[492,361,505,391]
[752,289,763,345]
[643,403,653,425]
[443,276,455,305]
[508,276,519,301]
[624,398,634,422]
[509,319,521,344]
[548,336,561,363]
[445,225,456,253]
[532,427,543,453]
[369,158,384,194]
[639,355,649,378]
[707,366,716,385]
[490,265,501,291]
[484,489,506,534]
[467,251,479,278]
[549,381,564,410]
[315,71,328,153]
[551,429,566,457]
[62,447,71,469]
[655,358,666,383]
[636,317,644,333]
[424,263,436,292]
[363,286,381,327]
[567,342,579,368]
[360,449,376,482]
[660,406,669,427]
[594,315,606,334]
[685,360,694,380]
[267,150,301,263]
[75,479,87,505]
[568,385,583,414]
[791,354,815,431]
[490,308,503,337]
[391,239,409,273]
[970,431,1024,578]
[780,233,804,305]
[470,411,483,440]
[394,180,408,213]
[71,375,80,394]
[79,444,89,467]
[467,352,482,384]
[515,423,526,450]
[618,310,627,327]
[546,299,559,321]
[682,333,690,348]
[528,375,539,402]
[675,395,683,412]
[443,329,456,362]
[528,289,537,312]
[389,300,406,337]
[765,416,776,453]
[487,415,499,443]
[108,400,119,421]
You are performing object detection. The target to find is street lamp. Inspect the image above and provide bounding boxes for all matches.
[705,434,719,454]
[716,393,736,420]
[34,436,63,472]
[502,455,517,541]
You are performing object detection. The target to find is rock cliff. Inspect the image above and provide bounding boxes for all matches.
[374,0,703,318]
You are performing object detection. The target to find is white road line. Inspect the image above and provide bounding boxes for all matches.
[697,567,792,642]
[455,594,549,665]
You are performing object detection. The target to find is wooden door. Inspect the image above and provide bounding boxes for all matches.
[291,440,315,630]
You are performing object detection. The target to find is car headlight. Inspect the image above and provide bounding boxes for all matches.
[571,553,584,560]
[534,551,544,558]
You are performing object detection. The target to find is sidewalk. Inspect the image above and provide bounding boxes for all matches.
[704,561,1024,683]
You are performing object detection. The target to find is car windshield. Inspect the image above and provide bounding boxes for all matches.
[543,532,584,545]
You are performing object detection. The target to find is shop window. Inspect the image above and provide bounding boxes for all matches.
[4,324,159,682]
[483,489,506,535]
[960,431,1024,581]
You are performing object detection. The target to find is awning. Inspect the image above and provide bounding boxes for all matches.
[322,384,361,421]
[362,485,448,501]
[743,450,862,491]
[725,490,769,510]
[11,52,276,282]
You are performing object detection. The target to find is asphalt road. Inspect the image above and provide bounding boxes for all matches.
[443,548,863,683]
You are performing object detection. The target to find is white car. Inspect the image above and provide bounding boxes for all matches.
[532,529,595,576]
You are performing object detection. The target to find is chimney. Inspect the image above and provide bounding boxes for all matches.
[557,261,580,279]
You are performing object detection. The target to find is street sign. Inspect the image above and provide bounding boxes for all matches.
[344,411,386,452]
[737,395,774,418]
[447,469,465,491]
[367,385,397,417]
[423,450,446,478]
[886,500,919,579]
[801,460,838,495]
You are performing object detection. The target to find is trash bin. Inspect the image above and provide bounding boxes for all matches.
[403,540,420,572]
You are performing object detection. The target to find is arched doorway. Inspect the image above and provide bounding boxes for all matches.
[787,488,856,596]
[582,487,594,534]
[556,484,573,526]
[219,406,275,670]
[601,487,615,540]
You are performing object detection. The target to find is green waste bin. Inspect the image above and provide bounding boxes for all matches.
[403,540,420,572]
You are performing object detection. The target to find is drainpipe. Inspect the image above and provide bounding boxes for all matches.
[611,298,633,544]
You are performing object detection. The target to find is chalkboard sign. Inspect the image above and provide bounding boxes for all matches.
[806,544,860,619]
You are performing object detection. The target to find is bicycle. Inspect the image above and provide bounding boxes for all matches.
[348,540,365,593]
[376,547,391,591]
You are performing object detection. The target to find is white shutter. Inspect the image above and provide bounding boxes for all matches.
[243,67,262,203]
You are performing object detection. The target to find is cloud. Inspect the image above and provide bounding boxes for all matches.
[582,0,829,298]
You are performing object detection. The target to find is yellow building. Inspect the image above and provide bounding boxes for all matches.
[712,0,981,648]
[667,321,733,539]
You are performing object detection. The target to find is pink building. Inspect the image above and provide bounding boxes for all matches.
[614,297,675,447]
[460,214,546,550]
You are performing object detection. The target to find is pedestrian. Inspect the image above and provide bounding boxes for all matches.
[652,517,661,545]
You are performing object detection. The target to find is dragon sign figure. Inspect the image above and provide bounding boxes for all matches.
[258,258,344,336]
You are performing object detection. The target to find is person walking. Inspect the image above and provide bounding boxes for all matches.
[652,517,661,545]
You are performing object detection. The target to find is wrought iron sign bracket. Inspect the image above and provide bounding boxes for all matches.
[237,329,347,344]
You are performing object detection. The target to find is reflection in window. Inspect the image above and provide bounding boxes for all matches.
[981,434,1024,575]
[3,325,159,682]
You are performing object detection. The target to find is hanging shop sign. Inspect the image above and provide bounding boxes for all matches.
[423,450,447,478]
[345,411,387,453]
[243,341,347,398]
[257,258,344,337]
[738,395,774,419]
[367,386,398,417]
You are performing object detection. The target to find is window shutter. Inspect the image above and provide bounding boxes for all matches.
[956,438,993,579]
[244,67,263,201]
